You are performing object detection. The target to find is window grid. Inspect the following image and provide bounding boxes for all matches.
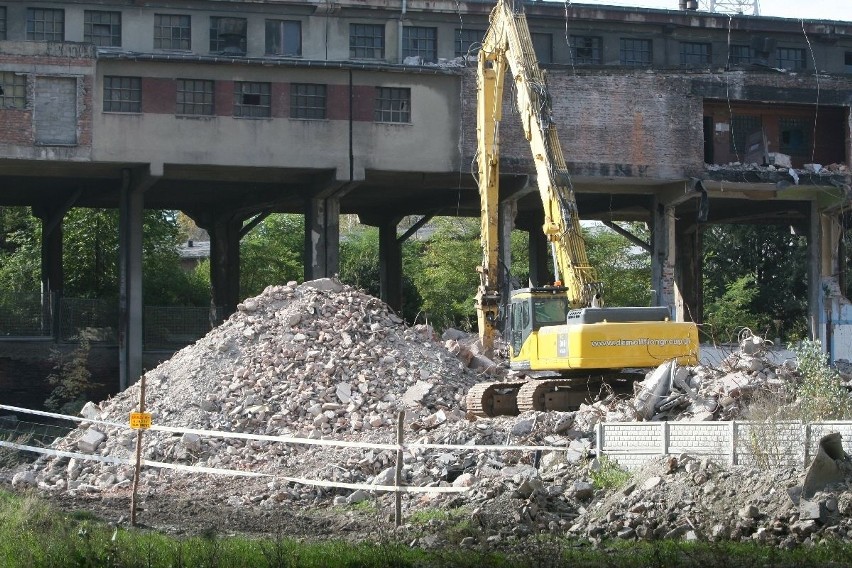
[0,72,26,109]
[154,14,191,50]
[569,35,602,65]
[290,83,327,119]
[729,44,752,65]
[619,38,652,67]
[0,7,6,41]
[210,17,247,55]
[680,42,711,65]
[403,26,437,62]
[84,10,121,47]
[177,79,214,116]
[777,47,806,70]
[455,29,484,58]
[265,20,301,56]
[779,116,810,154]
[350,24,385,59]
[103,76,141,113]
[234,82,271,118]
[729,115,762,155]
[26,8,64,41]
[374,87,410,123]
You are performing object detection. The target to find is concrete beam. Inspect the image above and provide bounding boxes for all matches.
[602,221,651,253]
[118,169,148,390]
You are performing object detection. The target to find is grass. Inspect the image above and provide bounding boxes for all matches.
[3,488,852,567]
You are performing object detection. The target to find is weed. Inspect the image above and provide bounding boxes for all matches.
[589,456,631,490]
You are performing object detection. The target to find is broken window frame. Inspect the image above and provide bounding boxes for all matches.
[26,7,64,41]
[569,35,602,65]
[0,7,6,41]
[455,28,484,58]
[776,47,806,71]
[0,72,26,109]
[209,17,247,56]
[234,81,271,118]
[154,14,191,51]
[84,10,121,47]
[176,79,214,116]
[349,23,385,60]
[402,26,437,63]
[679,41,711,66]
[290,83,327,120]
[619,38,652,67]
[265,20,302,57]
[103,76,141,113]
[374,87,410,124]
[729,114,762,157]
[778,116,810,156]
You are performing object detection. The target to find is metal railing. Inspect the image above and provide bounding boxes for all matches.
[0,291,219,350]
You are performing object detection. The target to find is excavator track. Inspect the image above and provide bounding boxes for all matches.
[465,381,526,418]
[468,372,645,417]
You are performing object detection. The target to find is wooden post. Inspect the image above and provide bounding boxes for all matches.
[130,375,146,527]
[395,411,404,527]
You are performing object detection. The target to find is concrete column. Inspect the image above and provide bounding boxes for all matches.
[675,220,702,323]
[807,200,822,342]
[33,206,64,338]
[304,196,340,281]
[118,171,144,390]
[651,198,678,318]
[379,220,403,313]
[209,213,242,321]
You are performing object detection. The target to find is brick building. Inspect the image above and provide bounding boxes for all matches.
[0,0,850,387]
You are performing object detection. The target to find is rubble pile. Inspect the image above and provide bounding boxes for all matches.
[27,279,485,491]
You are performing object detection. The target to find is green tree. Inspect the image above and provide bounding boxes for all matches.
[583,223,653,307]
[0,207,41,292]
[703,224,808,341]
[239,214,304,299]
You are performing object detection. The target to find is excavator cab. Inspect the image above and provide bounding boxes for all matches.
[507,287,570,361]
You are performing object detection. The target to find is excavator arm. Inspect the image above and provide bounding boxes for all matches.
[475,0,602,356]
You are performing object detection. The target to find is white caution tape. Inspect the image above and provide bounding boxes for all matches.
[0,439,467,493]
[1,404,562,453]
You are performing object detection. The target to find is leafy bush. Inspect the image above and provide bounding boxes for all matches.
[589,456,631,490]
[793,339,852,422]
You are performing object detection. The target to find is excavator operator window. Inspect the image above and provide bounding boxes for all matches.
[533,297,568,328]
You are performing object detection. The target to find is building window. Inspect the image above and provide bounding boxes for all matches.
[0,72,26,109]
[729,44,752,65]
[210,17,247,55]
[26,8,64,41]
[455,29,484,58]
[779,116,810,155]
[103,76,141,113]
[569,35,602,65]
[154,14,191,51]
[266,20,301,56]
[729,114,762,155]
[531,33,552,64]
[0,7,6,40]
[403,26,437,63]
[777,47,806,70]
[177,79,214,116]
[290,83,326,119]
[619,38,652,67]
[374,87,410,123]
[680,42,711,65]
[84,11,121,47]
[350,24,385,60]
[846,51,852,72]
[234,82,271,118]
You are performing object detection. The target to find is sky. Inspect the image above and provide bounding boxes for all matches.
[572,0,852,21]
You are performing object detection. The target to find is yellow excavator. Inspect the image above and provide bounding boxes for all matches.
[468,0,699,417]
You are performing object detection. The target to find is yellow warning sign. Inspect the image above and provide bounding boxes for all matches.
[129,412,152,429]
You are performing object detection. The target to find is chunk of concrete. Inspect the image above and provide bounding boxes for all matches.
[78,428,107,453]
[634,361,674,420]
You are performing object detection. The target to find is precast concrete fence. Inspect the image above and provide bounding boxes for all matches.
[597,420,852,470]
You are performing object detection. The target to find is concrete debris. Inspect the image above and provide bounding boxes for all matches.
[11,280,852,549]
